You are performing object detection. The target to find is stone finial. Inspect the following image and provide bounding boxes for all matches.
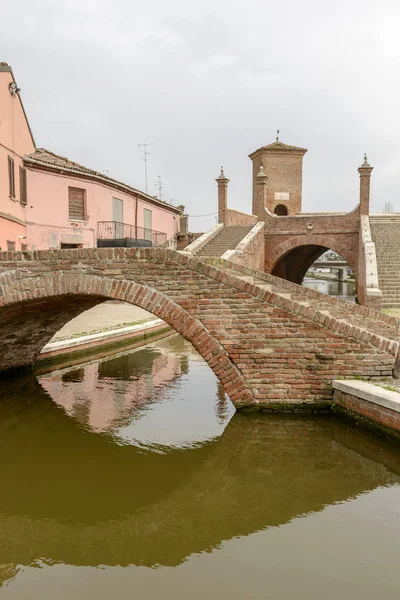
[360,153,371,168]
[256,164,267,178]
[216,166,229,182]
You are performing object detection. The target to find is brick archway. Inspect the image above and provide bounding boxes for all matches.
[0,272,254,407]
[267,235,357,285]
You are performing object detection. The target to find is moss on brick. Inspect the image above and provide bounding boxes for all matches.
[332,404,400,443]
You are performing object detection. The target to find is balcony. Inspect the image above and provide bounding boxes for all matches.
[97,221,167,248]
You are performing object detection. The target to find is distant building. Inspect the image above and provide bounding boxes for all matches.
[249,137,307,216]
[0,63,182,251]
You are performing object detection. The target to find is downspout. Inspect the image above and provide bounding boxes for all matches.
[135,195,138,240]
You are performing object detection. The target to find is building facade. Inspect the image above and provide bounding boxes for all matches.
[0,63,181,251]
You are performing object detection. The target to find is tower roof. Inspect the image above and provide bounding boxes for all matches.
[249,140,307,158]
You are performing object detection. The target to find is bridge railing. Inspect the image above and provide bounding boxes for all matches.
[97,221,167,248]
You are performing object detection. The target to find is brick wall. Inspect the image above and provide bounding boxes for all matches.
[0,248,397,410]
[251,151,305,216]
[225,209,257,226]
[334,389,400,437]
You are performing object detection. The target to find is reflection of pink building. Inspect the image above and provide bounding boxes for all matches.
[0,63,182,251]
[39,351,181,433]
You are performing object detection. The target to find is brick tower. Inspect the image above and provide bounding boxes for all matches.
[249,134,307,218]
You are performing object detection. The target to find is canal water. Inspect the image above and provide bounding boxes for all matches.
[303,276,356,302]
[1,335,400,599]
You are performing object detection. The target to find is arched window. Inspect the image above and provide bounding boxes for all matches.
[274,204,288,216]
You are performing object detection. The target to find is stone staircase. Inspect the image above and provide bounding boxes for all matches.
[208,259,400,347]
[370,215,400,308]
[196,225,253,258]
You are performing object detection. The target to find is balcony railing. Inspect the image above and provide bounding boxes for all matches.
[97,221,167,248]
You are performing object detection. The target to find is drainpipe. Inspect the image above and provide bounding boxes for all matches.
[135,195,138,240]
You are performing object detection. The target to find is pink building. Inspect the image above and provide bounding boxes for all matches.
[0,63,34,251]
[0,63,182,251]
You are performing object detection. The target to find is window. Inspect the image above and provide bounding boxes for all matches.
[8,156,15,198]
[143,208,152,241]
[7,240,15,251]
[19,167,27,205]
[21,243,27,252]
[274,204,288,216]
[61,243,83,249]
[68,187,86,220]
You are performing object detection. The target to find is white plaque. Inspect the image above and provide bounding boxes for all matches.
[275,192,290,201]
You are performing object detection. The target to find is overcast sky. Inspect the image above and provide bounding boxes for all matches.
[2,0,400,231]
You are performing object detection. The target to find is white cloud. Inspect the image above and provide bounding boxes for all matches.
[2,0,400,228]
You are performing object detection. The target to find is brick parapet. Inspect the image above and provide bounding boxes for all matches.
[225,209,257,226]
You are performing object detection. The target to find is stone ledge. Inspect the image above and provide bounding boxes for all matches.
[333,379,400,414]
[41,318,164,353]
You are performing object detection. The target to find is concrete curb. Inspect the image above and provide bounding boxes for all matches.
[41,318,164,354]
[333,379,400,414]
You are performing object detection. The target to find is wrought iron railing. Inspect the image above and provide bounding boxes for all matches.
[97,221,167,248]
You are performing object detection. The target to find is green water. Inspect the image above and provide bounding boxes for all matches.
[1,335,400,599]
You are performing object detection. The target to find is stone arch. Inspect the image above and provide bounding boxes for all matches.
[0,272,254,407]
[273,204,288,216]
[267,235,357,286]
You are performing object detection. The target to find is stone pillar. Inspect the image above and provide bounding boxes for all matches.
[254,164,268,220]
[358,154,373,215]
[216,167,229,224]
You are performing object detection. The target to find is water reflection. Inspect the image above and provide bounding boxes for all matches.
[303,277,356,301]
[38,335,234,447]
[1,337,400,597]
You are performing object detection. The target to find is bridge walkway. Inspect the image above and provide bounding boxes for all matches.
[370,215,400,309]
[196,225,253,258]
[210,259,400,343]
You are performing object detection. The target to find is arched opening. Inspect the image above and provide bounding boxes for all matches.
[272,244,355,300]
[0,273,253,409]
[274,204,288,216]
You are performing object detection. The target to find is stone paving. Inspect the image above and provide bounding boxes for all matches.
[52,301,152,341]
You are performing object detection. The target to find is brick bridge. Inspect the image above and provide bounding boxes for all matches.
[185,140,392,311]
[0,248,399,410]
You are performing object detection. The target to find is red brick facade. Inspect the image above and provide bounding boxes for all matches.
[249,141,307,217]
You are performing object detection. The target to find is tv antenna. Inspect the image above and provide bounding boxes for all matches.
[155,175,166,200]
[138,143,154,194]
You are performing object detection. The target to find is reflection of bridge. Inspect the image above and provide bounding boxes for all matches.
[0,248,399,409]
[0,373,399,585]
[310,260,350,281]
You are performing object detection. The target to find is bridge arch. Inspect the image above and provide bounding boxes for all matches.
[0,272,254,407]
[268,235,357,286]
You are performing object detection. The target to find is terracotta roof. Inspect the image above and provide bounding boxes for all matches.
[24,148,182,213]
[249,140,307,157]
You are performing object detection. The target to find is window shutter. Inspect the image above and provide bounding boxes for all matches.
[19,167,27,205]
[7,240,16,251]
[8,156,15,198]
[68,187,85,220]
